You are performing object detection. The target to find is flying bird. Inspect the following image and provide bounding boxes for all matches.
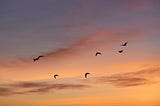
[85,73,90,79]
[33,55,44,62]
[121,42,128,46]
[95,52,102,56]
[118,50,123,53]
[54,74,59,79]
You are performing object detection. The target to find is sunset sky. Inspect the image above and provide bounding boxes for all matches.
[0,0,160,106]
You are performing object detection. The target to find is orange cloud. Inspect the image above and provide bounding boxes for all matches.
[88,66,160,87]
[0,81,90,96]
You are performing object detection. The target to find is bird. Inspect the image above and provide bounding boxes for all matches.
[33,55,44,62]
[95,52,102,56]
[118,50,123,53]
[121,42,128,46]
[54,74,59,79]
[85,73,90,79]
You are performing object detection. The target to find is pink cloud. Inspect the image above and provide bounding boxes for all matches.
[0,28,149,71]
[122,0,154,11]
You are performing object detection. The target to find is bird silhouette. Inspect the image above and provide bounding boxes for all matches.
[95,52,102,56]
[85,73,90,79]
[118,50,123,53]
[121,42,128,46]
[33,56,44,62]
[54,74,59,79]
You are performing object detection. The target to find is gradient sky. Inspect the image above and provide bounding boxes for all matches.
[0,0,160,106]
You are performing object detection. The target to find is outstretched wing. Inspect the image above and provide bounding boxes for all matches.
[38,56,44,58]
[121,42,128,46]
[95,52,102,56]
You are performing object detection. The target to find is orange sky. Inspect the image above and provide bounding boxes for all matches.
[0,0,160,106]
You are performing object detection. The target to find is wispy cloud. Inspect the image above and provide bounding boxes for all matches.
[91,66,160,87]
[0,66,159,96]
[96,75,148,87]
[0,30,127,68]
[44,28,144,58]
[0,81,90,96]
[0,28,150,70]
[122,0,155,11]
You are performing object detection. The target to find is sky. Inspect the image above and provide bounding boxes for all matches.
[0,0,160,106]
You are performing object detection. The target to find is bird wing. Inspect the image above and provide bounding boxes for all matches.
[33,58,38,61]
[85,73,90,78]
[119,50,123,53]
[96,52,102,56]
[124,42,128,45]
[38,56,43,58]
[122,42,128,46]
[54,75,58,79]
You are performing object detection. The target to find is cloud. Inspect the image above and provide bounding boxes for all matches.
[0,28,149,70]
[122,0,155,11]
[96,75,148,87]
[0,87,13,96]
[0,31,109,69]
[1,67,159,96]
[92,66,160,87]
[0,30,129,69]
[44,29,144,58]
[0,81,90,96]
[47,31,108,58]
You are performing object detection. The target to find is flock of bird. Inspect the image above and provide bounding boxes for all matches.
[33,41,128,79]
